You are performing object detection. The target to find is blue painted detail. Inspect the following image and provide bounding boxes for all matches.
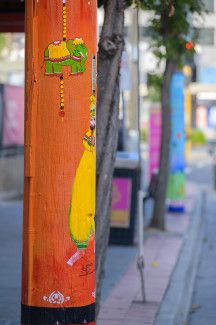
[168,205,185,214]
[170,72,186,174]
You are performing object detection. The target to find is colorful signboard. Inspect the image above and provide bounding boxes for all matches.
[111,177,132,228]
[2,85,24,147]
[149,105,161,177]
[167,72,185,212]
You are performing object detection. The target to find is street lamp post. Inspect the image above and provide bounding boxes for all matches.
[21,1,97,324]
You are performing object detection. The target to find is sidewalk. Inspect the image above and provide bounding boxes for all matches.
[98,183,200,325]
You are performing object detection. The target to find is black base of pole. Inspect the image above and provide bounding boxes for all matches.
[21,303,95,324]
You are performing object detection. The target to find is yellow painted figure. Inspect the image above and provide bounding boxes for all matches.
[67,96,96,266]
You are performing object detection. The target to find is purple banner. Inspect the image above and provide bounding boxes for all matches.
[2,85,24,147]
[149,106,161,177]
[111,177,132,228]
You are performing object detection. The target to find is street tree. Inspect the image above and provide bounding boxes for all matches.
[140,0,205,229]
[95,0,127,315]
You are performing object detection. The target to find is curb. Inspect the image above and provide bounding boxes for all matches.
[0,190,23,201]
[154,189,206,325]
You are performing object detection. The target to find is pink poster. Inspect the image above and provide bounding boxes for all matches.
[111,178,132,228]
[2,85,24,146]
[149,106,161,177]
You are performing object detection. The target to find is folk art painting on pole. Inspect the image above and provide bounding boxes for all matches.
[167,72,186,213]
[21,1,97,324]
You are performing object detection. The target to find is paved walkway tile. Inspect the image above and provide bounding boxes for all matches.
[98,235,183,324]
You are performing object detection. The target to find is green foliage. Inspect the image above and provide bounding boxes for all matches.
[138,0,205,62]
[0,34,6,55]
[141,128,148,142]
[148,86,161,102]
[139,1,205,102]
[189,128,206,145]
[147,73,162,102]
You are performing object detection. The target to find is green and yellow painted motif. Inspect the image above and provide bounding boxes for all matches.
[44,38,88,76]
[44,0,88,117]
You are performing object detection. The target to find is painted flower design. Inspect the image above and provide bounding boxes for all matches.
[43,291,70,304]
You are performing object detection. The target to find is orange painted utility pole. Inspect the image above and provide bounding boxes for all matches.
[21,1,97,324]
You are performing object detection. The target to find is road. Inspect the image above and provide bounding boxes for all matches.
[186,149,214,187]
[188,191,216,325]
[187,150,216,324]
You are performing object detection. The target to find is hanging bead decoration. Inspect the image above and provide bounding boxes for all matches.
[44,0,88,117]
[62,0,67,41]
[91,55,96,96]
[59,76,65,117]
[58,0,67,118]
[90,55,97,144]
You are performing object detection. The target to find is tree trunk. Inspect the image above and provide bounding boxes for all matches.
[96,0,125,316]
[151,59,177,230]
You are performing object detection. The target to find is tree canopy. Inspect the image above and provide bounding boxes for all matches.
[139,0,205,62]
[98,0,205,63]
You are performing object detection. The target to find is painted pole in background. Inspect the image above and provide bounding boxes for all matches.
[21,1,97,324]
[148,104,161,178]
[167,72,186,213]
